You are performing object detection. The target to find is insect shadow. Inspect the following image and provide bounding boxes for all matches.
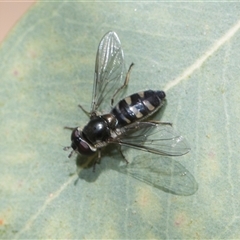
[74,145,198,196]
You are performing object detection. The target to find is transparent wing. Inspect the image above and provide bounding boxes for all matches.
[91,31,125,113]
[110,121,190,156]
[117,154,198,196]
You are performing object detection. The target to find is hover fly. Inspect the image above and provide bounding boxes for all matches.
[65,31,190,176]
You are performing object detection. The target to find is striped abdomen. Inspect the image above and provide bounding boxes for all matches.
[111,90,166,128]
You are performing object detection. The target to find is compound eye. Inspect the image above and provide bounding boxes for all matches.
[78,141,93,155]
[70,128,95,155]
[71,128,81,141]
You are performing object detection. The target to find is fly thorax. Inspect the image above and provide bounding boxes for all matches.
[101,113,118,129]
[82,116,111,144]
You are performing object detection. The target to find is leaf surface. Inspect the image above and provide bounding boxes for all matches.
[0,2,240,239]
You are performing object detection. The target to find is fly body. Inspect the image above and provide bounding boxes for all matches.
[64,31,196,195]
[66,31,190,160]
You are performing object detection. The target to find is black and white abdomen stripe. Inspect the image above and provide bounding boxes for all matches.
[111,90,166,127]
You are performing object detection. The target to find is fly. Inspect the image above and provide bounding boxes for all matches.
[64,32,195,195]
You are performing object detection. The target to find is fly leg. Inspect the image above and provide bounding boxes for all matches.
[64,126,75,130]
[63,127,75,157]
[148,120,173,126]
[78,104,91,117]
[111,63,134,107]
[78,104,98,119]
[96,148,102,164]
[63,145,75,158]
[118,146,129,164]
[92,149,102,172]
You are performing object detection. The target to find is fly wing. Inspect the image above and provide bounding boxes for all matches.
[117,154,198,196]
[91,31,125,113]
[111,121,190,156]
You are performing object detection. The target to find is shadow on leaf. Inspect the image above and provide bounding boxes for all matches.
[74,145,198,196]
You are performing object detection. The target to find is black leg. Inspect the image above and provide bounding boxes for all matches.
[78,104,91,117]
[118,146,129,164]
[64,126,75,130]
[147,120,173,126]
[92,149,102,172]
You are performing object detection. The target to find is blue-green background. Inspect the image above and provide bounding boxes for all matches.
[1,1,240,239]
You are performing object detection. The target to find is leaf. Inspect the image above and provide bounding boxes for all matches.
[1,1,240,239]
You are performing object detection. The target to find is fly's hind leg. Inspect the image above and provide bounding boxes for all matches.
[147,120,173,126]
[118,146,129,164]
[96,148,102,164]
[111,63,134,107]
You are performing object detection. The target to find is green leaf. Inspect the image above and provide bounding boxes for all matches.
[1,1,240,239]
